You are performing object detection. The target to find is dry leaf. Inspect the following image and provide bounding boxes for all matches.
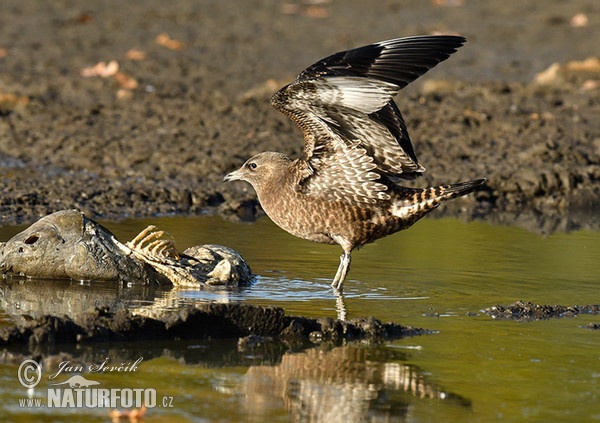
[528,112,555,121]
[76,12,94,24]
[116,89,133,100]
[240,78,282,101]
[570,13,588,28]
[109,405,147,422]
[463,109,489,123]
[125,49,146,61]
[81,60,119,78]
[0,48,7,58]
[114,72,139,90]
[432,0,466,6]
[533,62,561,84]
[156,33,184,50]
[281,2,329,17]
[303,6,329,18]
[565,57,600,72]
[534,57,600,85]
[581,79,599,91]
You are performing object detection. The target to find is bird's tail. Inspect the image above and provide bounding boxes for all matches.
[392,179,485,220]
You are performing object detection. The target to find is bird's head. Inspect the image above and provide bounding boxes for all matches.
[223,152,292,193]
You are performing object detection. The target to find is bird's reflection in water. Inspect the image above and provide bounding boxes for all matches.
[242,344,470,422]
[335,290,348,321]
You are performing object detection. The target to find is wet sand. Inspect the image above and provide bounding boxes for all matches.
[0,0,598,231]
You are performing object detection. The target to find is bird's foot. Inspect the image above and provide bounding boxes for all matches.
[331,279,343,291]
[331,252,351,291]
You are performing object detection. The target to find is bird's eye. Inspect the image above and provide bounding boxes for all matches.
[248,162,257,170]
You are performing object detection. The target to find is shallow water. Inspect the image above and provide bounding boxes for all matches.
[0,215,599,422]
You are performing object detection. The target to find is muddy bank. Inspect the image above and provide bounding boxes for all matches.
[0,303,428,355]
[0,0,598,230]
[483,300,600,322]
[0,271,423,353]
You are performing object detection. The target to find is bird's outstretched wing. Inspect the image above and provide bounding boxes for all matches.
[271,35,465,204]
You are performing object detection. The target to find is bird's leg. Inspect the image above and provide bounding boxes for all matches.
[335,290,348,321]
[331,252,351,291]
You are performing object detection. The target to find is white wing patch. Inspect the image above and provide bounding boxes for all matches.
[314,77,399,114]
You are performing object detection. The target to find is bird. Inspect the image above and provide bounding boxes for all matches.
[224,35,485,291]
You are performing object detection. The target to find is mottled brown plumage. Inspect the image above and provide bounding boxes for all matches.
[225,35,485,291]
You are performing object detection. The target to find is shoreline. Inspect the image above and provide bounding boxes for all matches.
[0,0,598,231]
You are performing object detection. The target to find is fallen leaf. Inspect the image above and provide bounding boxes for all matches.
[565,57,600,73]
[581,79,599,91]
[463,109,489,123]
[81,60,119,78]
[240,78,285,102]
[114,72,139,90]
[533,62,561,84]
[303,6,329,18]
[116,89,133,100]
[534,57,600,85]
[156,33,184,50]
[125,49,146,61]
[0,48,7,58]
[109,405,147,422]
[570,12,588,28]
[76,12,94,24]
[432,0,466,6]
[281,2,329,17]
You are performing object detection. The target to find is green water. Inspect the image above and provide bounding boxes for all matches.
[0,215,599,422]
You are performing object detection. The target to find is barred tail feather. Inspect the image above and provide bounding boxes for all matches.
[392,179,485,219]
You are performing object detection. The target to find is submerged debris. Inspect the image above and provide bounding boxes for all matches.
[482,300,600,321]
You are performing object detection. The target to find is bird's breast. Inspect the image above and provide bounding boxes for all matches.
[256,183,399,249]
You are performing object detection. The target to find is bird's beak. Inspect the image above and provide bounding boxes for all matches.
[223,168,244,182]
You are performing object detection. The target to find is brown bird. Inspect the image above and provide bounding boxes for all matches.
[225,35,485,291]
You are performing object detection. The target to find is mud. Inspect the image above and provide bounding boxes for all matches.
[0,303,428,355]
[0,1,598,231]
[482,300,600,322]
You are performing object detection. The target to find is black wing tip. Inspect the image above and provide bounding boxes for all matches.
[380,34,466,45]
[376,34,467,55]
[341,34,466,88]
[297,34,467,81]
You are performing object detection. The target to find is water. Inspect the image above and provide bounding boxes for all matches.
[0,214,599,422]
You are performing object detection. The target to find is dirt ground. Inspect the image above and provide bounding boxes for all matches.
[0,0,598,232]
